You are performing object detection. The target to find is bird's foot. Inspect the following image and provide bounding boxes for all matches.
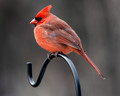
[47,52,63,60]
[47,53,52,60]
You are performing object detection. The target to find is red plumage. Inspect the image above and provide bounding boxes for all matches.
[30,5,105,79]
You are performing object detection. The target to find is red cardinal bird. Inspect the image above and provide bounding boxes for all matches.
[30,5,105,79]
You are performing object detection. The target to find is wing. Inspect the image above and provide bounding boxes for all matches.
[40,17,82,50]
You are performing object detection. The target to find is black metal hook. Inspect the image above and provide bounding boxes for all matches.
[27,53,81,96]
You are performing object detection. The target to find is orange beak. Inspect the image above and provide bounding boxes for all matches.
[30,18,38,24]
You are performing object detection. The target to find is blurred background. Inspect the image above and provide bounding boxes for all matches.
[0,0,120,96]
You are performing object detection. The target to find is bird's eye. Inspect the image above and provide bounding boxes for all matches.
[35,17,42,22]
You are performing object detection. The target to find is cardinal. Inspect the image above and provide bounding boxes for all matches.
[30,5,105,79]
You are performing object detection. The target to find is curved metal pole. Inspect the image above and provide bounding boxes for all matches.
[27,53,81,96]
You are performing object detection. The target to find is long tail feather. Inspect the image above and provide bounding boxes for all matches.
[74,49,105,80]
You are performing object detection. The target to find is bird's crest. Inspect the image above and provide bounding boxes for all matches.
[36,5,52,18]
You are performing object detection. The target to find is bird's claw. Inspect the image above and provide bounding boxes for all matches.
[47,53,52,60]
[47,52,63,60]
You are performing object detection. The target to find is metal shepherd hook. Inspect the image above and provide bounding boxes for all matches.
[27,52,81,96]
